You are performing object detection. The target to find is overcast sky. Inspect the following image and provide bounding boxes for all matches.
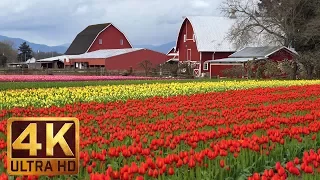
[0,0,224,46]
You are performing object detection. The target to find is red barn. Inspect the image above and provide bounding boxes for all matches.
[37,23,168,73]
[175,16,273,77]
[64,48,167,71]
[166,47,179,63]
[205,46,298,78]
[65,23,132,55]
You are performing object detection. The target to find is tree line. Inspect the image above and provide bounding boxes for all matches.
[222,0,320,79]
[0,41,62,67]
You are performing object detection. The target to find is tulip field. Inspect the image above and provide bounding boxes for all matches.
[0,75,159,82]
[1,80,320,179]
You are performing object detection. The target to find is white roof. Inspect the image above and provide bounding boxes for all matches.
[186,16,236,52]
[68,48,143,59]
[36,55,67,62]
[166,47,176,55]
[25,57,36,63]
[179,16,276,52]
[205,57,266,64]
[229,46,298,58]
[36,48,144,62]
[167,52,179,56]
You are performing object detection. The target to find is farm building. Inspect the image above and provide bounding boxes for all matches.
[205,46,298,78]
[64,48,167,71]
[65,23,132,55]
[32,23,167,72]
[166,47,179,63]
[175,16,281,77]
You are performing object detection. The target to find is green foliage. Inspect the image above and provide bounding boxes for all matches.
[264,60,283,78]
[161,63,179,77]
[178,62,194,78]
[222,65,245,78]
[17,42,33,62]
[0,79,235,91]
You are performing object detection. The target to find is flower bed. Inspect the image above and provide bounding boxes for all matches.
[0,85,320,179]
[1,80,320,109]
[0,75,158,82]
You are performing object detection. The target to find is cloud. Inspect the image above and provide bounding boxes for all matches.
[191,0,211,8]
[0,0,223,46]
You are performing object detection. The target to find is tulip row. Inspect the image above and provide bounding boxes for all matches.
[1,84,320,179]
[0,75,159,82]
[2,80,320,109]
[249,148,320,180]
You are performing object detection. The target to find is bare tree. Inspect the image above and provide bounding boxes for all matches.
[0,41,18,63]
[138,60,153,76]
[297,51,320,79]
[221,0,320,50]
[222,0,320,79]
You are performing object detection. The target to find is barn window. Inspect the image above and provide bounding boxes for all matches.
[203,63,208,70]
[99,39,103,44]
[184,34,186,42]
[120,39,124,45]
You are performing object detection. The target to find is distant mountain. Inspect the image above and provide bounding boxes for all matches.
[0,34,175,55]
[59,43,71,48]
[0,35,68,54]
[134,41,175,54]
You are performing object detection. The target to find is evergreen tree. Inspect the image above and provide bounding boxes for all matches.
[17,42,33,62]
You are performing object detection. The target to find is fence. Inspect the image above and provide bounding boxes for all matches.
[0,68,195,78]
[0,68,152,76]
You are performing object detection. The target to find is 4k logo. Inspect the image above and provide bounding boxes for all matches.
[7,117,79,176]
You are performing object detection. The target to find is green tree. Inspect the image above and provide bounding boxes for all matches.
[18,42,33,62]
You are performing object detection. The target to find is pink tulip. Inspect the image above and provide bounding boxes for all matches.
[0,75,162,82]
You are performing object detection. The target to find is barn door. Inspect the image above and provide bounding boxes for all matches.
[187,49,191,61]
[193,62,200,77]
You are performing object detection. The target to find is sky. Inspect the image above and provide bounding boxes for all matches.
[0,0,224,46]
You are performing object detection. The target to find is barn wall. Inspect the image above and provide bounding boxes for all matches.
[201,52,234,73]
[104,49,167,71]
[177,19,200,62]
[268,49,294,61]
[65,58,106,66]
[210,64,242,77]
[167,48,175,54]
[88,25,132,52]
[167,55,176,61]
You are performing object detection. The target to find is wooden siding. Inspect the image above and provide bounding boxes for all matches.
[201,52,234,73]
[176,19,200,62]
[104,49,167,70]
[88,25,132,52]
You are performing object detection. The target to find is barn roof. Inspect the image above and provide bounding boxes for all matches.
[67,48,144,59]
[166,47,176,55]
[65,23,111,55]
[37,55,67,63]
[205,57,266,64]
[185,16,236,52]
[204,46,298,64]
[177,16,277,52]
[229,46,298,58]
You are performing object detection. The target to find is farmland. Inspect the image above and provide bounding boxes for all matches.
[1,79,320,179]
